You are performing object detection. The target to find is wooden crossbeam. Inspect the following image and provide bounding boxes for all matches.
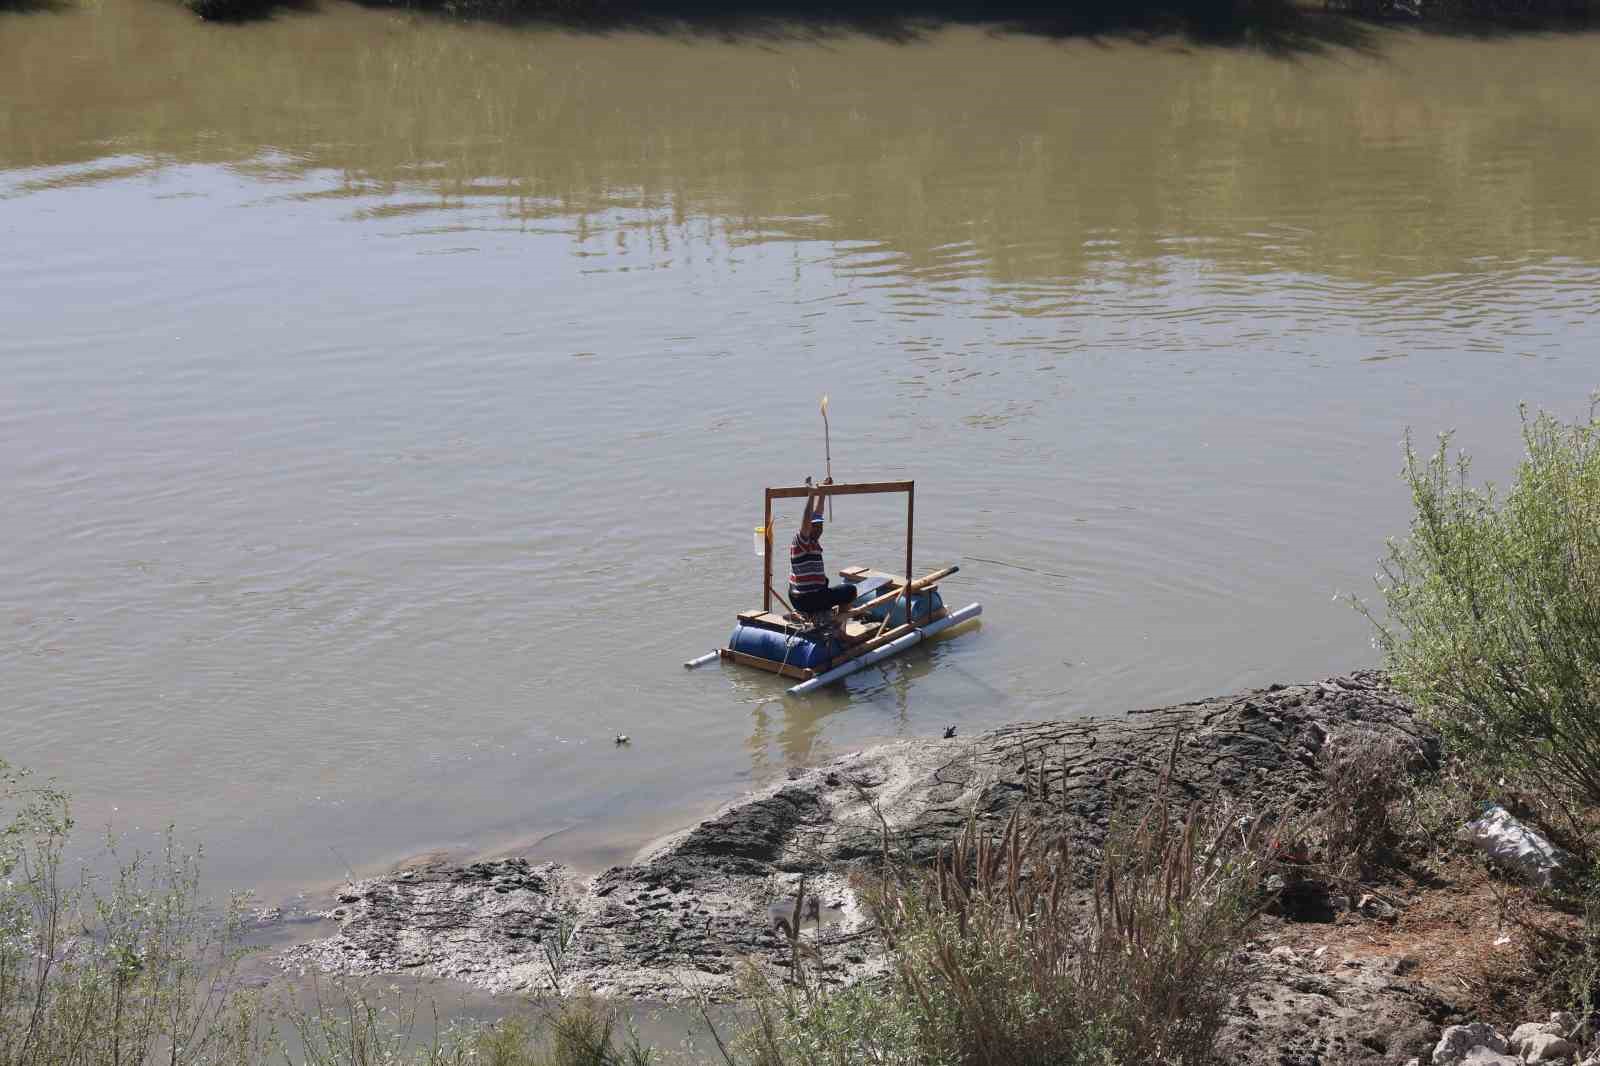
[765,481,914,500]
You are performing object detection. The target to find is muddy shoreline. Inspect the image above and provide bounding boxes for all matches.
[280,671,1459,1064]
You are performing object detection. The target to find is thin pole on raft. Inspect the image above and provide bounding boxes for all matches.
[905,481,916,624]
[762,489,773,614]
[786,603,982,695]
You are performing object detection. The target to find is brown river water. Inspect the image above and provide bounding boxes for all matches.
[3,1,1599,905]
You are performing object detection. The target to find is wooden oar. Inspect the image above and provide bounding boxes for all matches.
[848,565,960,618]
[820,394,832,522]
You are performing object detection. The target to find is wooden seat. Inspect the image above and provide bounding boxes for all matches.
[736,610,872,645]
[737,610,834,634]
[737,610,804,633]
[839,619,874,644]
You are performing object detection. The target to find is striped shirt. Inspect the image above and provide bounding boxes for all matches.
[789,529,827,593]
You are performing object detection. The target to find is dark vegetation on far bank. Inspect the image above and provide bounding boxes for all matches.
[174,0,1597,54]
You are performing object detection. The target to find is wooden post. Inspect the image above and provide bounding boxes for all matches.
[763,489,773,613]
[905,481,916,623]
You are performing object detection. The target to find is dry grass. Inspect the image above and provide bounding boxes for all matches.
[737,774,1284,1066]
[1316,729,1417,888]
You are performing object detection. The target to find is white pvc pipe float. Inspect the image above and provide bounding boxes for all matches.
[786,602,982,696]
[683,650,721,669]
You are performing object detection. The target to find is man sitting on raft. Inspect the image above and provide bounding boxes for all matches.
[789,477,857,624]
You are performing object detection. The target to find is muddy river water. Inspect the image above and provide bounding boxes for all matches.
[3,0,1598,903]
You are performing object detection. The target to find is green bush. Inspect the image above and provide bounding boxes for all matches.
[739,791,1280,1066]
[1360,405,1600,807]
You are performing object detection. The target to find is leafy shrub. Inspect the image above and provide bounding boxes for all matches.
[1360,405,1600,808]
[740,790,1281,1066]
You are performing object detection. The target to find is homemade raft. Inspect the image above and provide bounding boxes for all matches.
[683,480,982,695]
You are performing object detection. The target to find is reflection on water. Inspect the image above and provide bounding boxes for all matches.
[5,0,1600,287]
[2,0,1599,903]
[743,619,986,771]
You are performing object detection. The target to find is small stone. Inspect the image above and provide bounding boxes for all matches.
[1519,1034,1575,1064]
[1464,1051,1525,1066]
[1435,1023,1509,1066]
[1511,1024,1563,1052]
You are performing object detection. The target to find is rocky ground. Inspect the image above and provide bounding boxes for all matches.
[278,671,1526,1065]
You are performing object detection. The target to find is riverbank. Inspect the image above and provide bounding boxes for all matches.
[276,669,1562,1064]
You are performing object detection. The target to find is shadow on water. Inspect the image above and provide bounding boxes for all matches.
[457,1,1600,58]
[9,0,1591,49]
[186,0,317,22]
[179,0,1600,62]
[1402,8,1598,36]
[0,0,73,13]
[741,620,988,772]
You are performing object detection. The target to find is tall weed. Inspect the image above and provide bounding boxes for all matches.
[1316,730,1414,886]
[740,787,1280,1066]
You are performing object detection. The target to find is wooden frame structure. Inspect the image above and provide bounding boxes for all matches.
[763,480,915,614]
